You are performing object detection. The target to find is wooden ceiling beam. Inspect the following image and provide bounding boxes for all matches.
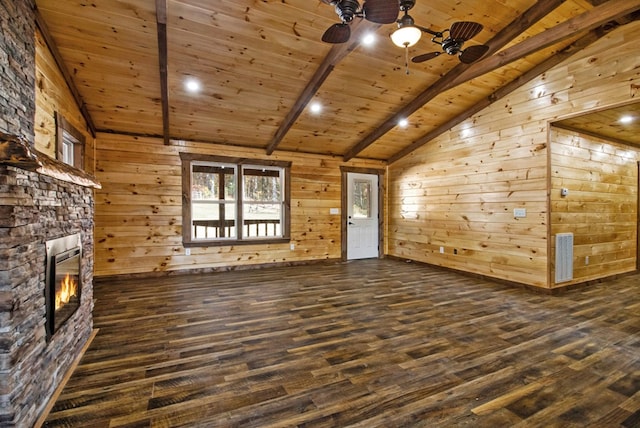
[265,20,380,156]
[341,0,568,162]
[33,6,97,138]
[388,28,608,163]
[156,0,170,145]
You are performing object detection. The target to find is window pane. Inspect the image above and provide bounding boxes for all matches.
[352,179,371,218]
[243,169,281,202]
[192,171,218,200]
[62,139,74,166]
[242,167,283,238]
[192,202,237,239]
[192,166,235,201]
[61,131,79,167]
[191,163,237,239]
[243,203,281,238]
[192,202,238,220]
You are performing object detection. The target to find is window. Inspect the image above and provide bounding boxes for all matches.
[191,162,237,239]
[243,167,284,238]
[180,153,291,246]
[55,112,85,170]
[351,179,372,218]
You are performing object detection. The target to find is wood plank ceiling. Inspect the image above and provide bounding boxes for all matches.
[34,0,640,162]
[553,103,640,147]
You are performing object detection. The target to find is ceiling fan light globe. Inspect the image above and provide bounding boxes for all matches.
[391,26,422,48]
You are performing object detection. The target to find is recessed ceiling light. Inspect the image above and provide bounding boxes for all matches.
[185,78,201,93]
[362,33,376,46]
[398,118,409,128]
[310,102,322,114]
[619,115,634,124]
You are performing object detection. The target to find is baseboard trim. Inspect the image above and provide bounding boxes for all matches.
[386,255,637,294]
[95,258,343,284]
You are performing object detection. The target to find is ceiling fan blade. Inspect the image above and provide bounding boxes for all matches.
[459,44,489,64]
[322,23,351,43]
[449,21,483,41]
[363,0,399,24]
[412,52,441,63]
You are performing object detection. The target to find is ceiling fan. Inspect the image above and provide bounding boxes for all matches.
[410,22,490,64]
[320,0,400,43]
[390,0,489,65]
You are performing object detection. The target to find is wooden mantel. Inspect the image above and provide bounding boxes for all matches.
[0,132,101,189]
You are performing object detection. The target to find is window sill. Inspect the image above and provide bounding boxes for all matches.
[184,237,291,248]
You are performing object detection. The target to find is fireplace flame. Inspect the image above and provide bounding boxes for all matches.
[56,274,78,310]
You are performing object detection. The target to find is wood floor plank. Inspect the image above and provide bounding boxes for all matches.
[43,259,640,427]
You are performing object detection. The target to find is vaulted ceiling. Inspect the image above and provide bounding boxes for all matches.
[34,0,640,162]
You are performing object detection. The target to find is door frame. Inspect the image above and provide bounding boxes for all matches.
[340,166,385,261]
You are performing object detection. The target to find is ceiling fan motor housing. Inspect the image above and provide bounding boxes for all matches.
[442,38,463,55]
[399,0,416,12]
[335,0,361,22]
[397,12,416,28]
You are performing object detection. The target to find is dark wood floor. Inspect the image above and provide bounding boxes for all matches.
[43,259,640,427]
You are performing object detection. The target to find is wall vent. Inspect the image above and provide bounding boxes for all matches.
[555,233,574,283]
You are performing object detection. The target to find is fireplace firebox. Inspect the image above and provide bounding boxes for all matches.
[45,234,82,340]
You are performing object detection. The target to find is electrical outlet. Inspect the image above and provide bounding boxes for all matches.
[585,256,589,265]
[290,243,295,251]
[439,246,444,254]
[185,248,191,256]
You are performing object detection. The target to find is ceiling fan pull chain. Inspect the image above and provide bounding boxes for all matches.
[405,46,410,75]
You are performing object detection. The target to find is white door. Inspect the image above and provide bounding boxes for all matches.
[347,172,379,260]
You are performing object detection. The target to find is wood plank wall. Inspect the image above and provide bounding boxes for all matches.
[388,21,640,288]
[550,128,639,287]
[34,29,95,174]
[93,134,384,277]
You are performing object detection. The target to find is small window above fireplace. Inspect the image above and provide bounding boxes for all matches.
[55,112,85,170]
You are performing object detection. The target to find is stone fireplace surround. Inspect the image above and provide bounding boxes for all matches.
[0,133,99,427]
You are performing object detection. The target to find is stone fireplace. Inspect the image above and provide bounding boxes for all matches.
[0,1,101,424]
[0,134,99,426]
